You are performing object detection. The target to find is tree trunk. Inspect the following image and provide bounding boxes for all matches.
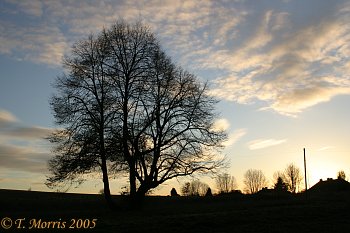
[101,155,114,208]
[128,159,145,208]
[99,110,114,209]
[129,159,137,197]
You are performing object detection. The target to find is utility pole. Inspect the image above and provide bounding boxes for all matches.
[303,148,308,193]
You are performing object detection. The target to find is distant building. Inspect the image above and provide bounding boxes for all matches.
[308,178,350,193]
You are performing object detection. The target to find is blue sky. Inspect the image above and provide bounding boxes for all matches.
[1,0,350,195]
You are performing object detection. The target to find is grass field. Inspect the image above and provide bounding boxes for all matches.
[1,189,350,232]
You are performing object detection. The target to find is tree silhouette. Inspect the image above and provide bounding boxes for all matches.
[180,180,209,196]
[181,182,191,196]
[337,170,346,180]
[102,21,226,201]
[274,176,288,192]
[243,169,267,194]
[205,187,213,196]
[170,188,179,196]
[283,163,303,193]
[215,173,237,194]
[47,20,226,205]
[46,34,118,207]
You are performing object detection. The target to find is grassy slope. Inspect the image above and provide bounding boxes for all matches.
[1,189,350,233]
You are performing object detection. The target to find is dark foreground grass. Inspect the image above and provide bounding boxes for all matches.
[1,189,350,233]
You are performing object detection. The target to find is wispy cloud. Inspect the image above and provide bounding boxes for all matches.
[247,138,287,150]
[208,2,350,116]
[0,143,49,173]
[223,129,247,147]
[317,146,334,151]
[0,109,52,174]
[1,126,53,140]
[0,20,68,65]
[0,109,18,126]
[0,0,245,67]
[8,0,44,17]
[0,109,53,140]
[213,118,231,132]
[212,119,246,147]
[1,0,350,116]
[264,87,350,117]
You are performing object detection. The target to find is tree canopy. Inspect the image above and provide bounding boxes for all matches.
[243,169,267,194]
[47,20,226,204]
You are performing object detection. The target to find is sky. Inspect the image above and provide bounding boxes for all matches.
[1,0,350,195]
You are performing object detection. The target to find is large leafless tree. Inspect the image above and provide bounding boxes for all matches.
[46,34,118,207]
[103,21,226,200]
[47,20,226,204]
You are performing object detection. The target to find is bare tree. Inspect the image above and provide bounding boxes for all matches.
[198,182,210,196]
[243,169,267,194]
[46,34,118,207]
[47,20,226,205]
[181,180,209,196]
[283,164,303,193]
[102,21,226,201]
[215,173,237,194]
[337,170,346,180]
[181,182,191,196]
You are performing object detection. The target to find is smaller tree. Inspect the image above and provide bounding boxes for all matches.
[274,177,288,192]
[337,170,346,180]
[170,188,179,196]
[181,182,191,196]
[198,182,210,196]
[215,173,237,194]
[181,180,209,196]
[243,169,267,194]
[46,34,117,207]
[205,187,213,197]
[283,164,303,193]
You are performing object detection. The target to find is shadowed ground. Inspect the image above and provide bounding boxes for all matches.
[1,189,349,232]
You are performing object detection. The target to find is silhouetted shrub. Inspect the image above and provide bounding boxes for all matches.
[274,177,288,192]
[170,188,179,196]
[205,187,213,197]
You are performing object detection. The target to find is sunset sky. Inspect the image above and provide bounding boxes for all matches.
[1,0,350,195]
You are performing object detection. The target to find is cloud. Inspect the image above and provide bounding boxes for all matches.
[0,109,53,140]
[1,126,53,140]
[213,118,230,132]
[223,129,247,147]
[1,0,349,116]
[0,109,18,127]
[242,10,274,51]
[317,146,334,151]
[247,138,287,150]
[0,143,49,173]
[0,109,52,174]
[207,2,350,116]
[264,86,350,117]
[6,0,44,17]
[0,20,68,65]
[0,0,245,68]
